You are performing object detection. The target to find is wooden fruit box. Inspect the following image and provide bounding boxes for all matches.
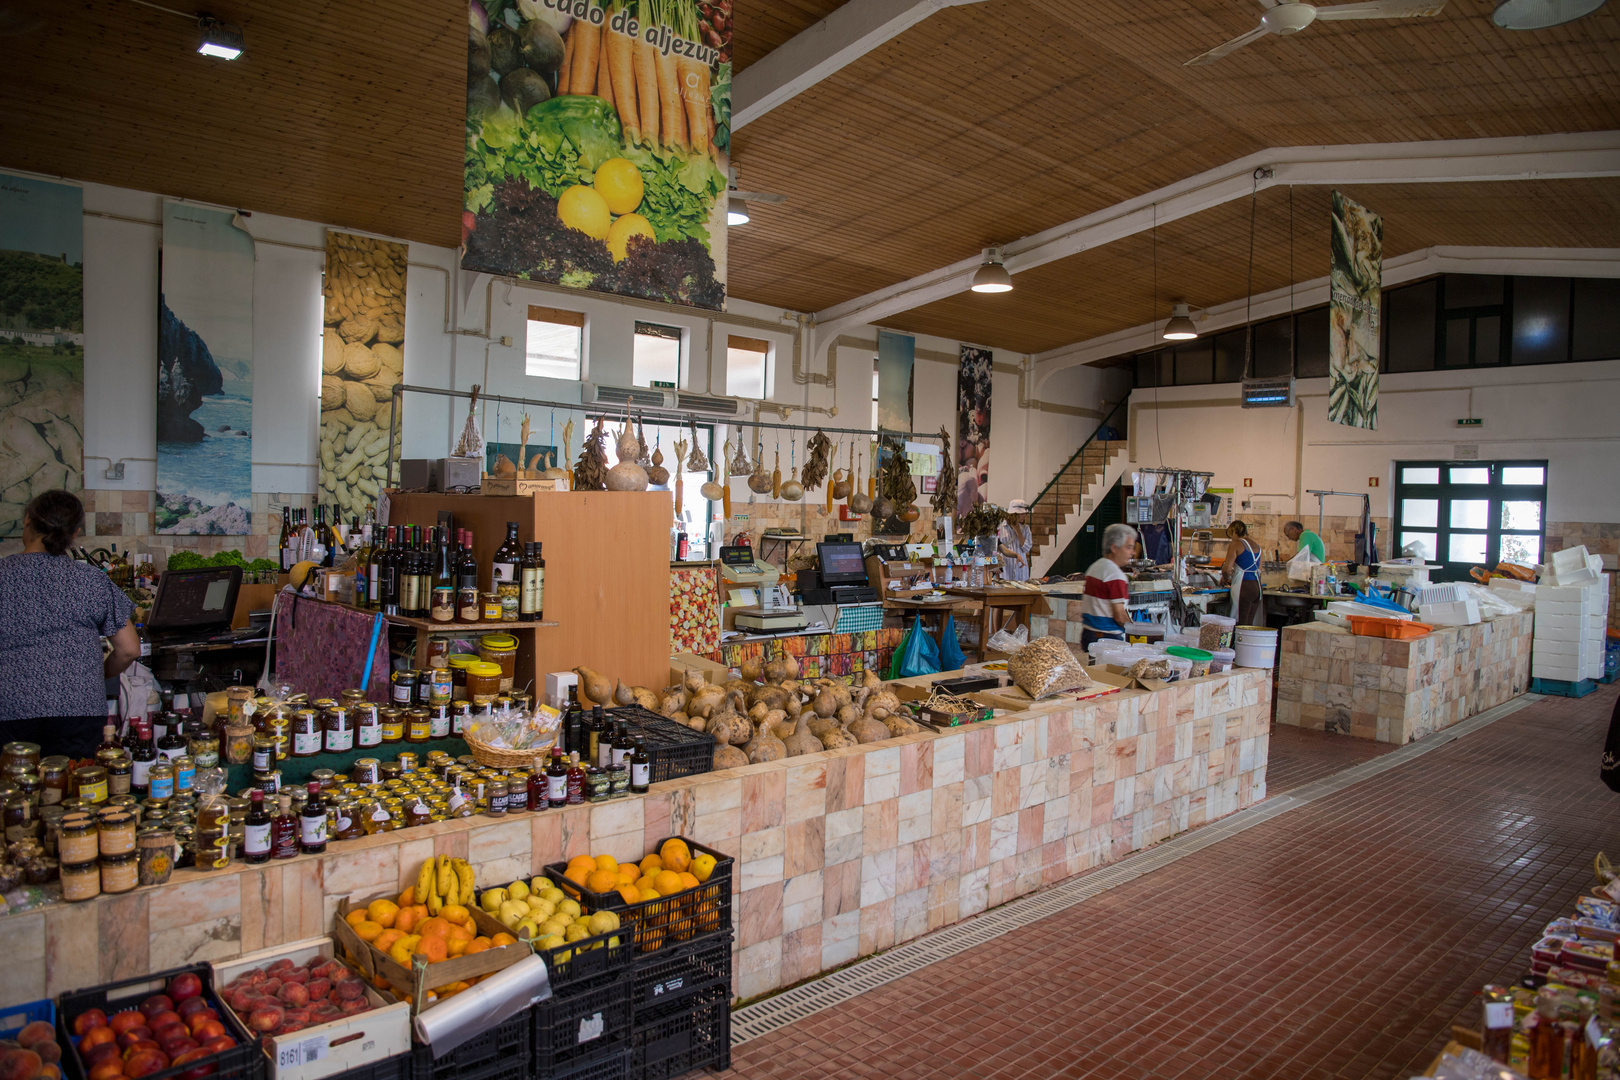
[212,936,411,1080]
[479,477,563,496]
[331,893,530,1015]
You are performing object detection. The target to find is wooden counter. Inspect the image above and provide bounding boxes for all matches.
[1275,612,1532,743]
[0,667,1272,1008]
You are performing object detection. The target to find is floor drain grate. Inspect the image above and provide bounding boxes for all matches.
[729,694,1538,1046]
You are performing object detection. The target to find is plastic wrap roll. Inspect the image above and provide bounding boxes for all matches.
[412,954,551,1057]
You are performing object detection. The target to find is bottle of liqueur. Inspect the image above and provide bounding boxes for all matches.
[546,748,569,809]
[518,543,540,622]
[279,506,294,570]
[431,527,456,622]
[299,781,328,855]
[242,789,272,864]
[457,530,481,622]
[630,738,650,794]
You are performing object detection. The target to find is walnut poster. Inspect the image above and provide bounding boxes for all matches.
[320,231,404,517]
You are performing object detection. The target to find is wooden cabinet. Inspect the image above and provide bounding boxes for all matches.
[386,490,673,691]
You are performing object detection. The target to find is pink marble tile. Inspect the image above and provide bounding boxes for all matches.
[1017,805,1044,853]
[557,805,594,860]
[1091,781,1114,825]
[825,754,865,813]
[781,924,823,985]
[895,839,930,894]
[991,768,1019,817]
[962,820,991,870]
[743,770,786,833]
[530,812,563,870]
[931,781,963,837]
[45,903,101,998]
[739,881,784,946]
[900,741,934,795]
[859,898,895,955]
[965,727,993,778]
[822,858,860,918]
[862,797,898,856]
[99,890,150,982]
[785,817,826,878]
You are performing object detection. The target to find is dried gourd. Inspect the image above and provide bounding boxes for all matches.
[783,714,822,757]
[745,718,786,764]
[682,669,707,694]
[812,689,839,718]
[630,686,659,711]
[847,712,889,744]
[767,710,794,739]
[714,742,749,770]
[658,689,687,717]
[818,724,858,751]
[740,657,764,683]
[614,680,636,706]
[575,666,612,707]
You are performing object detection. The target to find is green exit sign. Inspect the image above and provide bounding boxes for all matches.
[1456,418,1483,427]
[650,380,676,389]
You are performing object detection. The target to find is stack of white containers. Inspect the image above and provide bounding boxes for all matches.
[1532,545,1610,684]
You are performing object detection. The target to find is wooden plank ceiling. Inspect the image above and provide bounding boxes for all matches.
[876,177,1620,355]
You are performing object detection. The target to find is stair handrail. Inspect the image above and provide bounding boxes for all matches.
[1029,398,1129,528]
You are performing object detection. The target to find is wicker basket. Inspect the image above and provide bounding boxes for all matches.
[463,727,557,770]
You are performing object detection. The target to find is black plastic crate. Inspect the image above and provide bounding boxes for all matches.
[631,979,731,1080]
[630,931,733,1013]
[552,1050,632,1080]
[606,705,713,783]
[544,837,733,957]
[326,1054,414,1080]
[56,963,266,1080]
[531,977,633,1075]
[472,886,633,995]
[411,1009,528,1080]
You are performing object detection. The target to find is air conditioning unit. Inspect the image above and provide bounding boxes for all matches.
[581,382,743,417]
[1241,376,1295,409]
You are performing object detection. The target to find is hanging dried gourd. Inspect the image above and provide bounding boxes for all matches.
[747,437,772,494]
[636,416,651,466]
[574,419,611,491]
[685,419,709,473]
[647,440,670,487]
[931,425,956,516]
[729,437,751,477]
[801,429,832,491]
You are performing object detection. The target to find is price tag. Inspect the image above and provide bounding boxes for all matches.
[1483,1002,1513,1029]
[278,1034,329,1069]
[576,1012,604,1045]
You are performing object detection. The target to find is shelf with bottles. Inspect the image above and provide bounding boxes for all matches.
[351,607,557,632]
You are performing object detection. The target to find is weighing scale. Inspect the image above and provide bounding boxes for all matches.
[719,545,808,633]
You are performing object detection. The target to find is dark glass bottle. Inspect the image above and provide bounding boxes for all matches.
[546,748,569,809]
[156,720,187,763]
[130,720,157,797]
[630,738,650,794]
[270,794,298,859]
[299,781,328,854]
[592,707,611,768]
[279,506,294,571]
[518,543,540,622]
[562,686,583,757]
[566,751,586,804]
[431,526,455,622]
[492,522,521,594]
[611,722,633,769]
[532,542,546,620]
[243,789,272,864]
[379,527,399,615]
[96,724,122,757]
[526,768,547,812]
[457,530,481,622]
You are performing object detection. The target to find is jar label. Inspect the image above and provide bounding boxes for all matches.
[252,748,271,770]
[611,747,630,767]
[299,815,326,845]
[243,821,271,856]
[335,812,353,834]
[325,731,354,753]
[391,686,412,705]
[194,752,219,768]
[431,588,455,622]
[131,758,152,788]
[429,716,450,739]
[159,746,185,763]
[176,767,194,793]
[294,732,323,755]
[80,779,108,803]
[357,725,381,747]
[41,786,61,806]
[149,775,174,800]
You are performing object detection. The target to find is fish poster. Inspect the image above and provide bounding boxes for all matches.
[461,0,731,309]
[0,174,83,537]
[156,202,254,534]
[876,330,915,434]
[956,345,992,517]
[1328,190,1382,430]
[321,231,406,518]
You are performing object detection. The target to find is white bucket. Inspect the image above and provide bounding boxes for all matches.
[1234,625,1278,669]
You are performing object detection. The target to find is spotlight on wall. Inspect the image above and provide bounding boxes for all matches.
[197,15,243,59]
[970,247,1012,293]
[1162,301,1199,340]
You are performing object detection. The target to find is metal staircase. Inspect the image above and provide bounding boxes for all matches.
[1027,400,1129,575]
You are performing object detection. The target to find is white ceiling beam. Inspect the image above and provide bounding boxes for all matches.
[1028,245,1620,389]
[732,0,993,131]
[810,131,1620,341]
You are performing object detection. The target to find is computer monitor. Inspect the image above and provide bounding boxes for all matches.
[816,542,869,587]
[146,566,242,630]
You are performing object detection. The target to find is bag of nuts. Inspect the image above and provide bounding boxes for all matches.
[1007,636,1093,699]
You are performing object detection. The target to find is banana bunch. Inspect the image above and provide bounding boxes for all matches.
[414,855,476,916]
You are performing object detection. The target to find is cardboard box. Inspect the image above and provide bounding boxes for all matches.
[212,936,411,1080]
[545,670,578,709]
[669,651,732,686]
[332,892,529,1013]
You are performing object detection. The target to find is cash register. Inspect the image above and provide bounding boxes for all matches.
[816,541,880,605]
[719,545,808,633]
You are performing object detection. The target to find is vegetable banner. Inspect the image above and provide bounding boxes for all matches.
[1328,190,1382,430]
[157,202,255,535]
[956,345,992,518]
[463,0,731,310]
[0,174,83,537]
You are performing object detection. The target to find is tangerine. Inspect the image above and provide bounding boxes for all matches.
[464,939,491,955]
[586,869,620,894]
[345,909,369,927]
[618,886,641,905]
[490,932,517,947]
[373,929,406,953]
[417,917,452,940]
[366,899,400,928]
[659,839,691,874]
[355,920,385,942]
[412,937,448,964]
[653,870,683,895]
[564,864,591,888]
[593,854,618,873]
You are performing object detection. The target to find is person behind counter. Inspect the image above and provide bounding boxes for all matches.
[1078,523,1140,650]
[1219,519,1264,627]
[1284,520,1326,563]
[998,500,1034,582]
[0,490,140,756]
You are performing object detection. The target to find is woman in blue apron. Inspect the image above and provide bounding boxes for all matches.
[1219,520,1265,627]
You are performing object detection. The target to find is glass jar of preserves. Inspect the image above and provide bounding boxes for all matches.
[6,768,40,803]
[4,795,39,843]
[173,755,196,796]
[321,702,354,754]
[254,769,282,795]
[61,858,100,902]
[311,769,337,792]
[352,702,381,748]
[380,707,405,744]
[252,735,275,773]
[427,638,449,669]
[291,709,322,758]
[189,732,220,769]
[39,804,64,856]
[405,792,432,828]
[352,758,381,785]
[101,850,138,893]
[195,794,230,834]
[73,765,109,805]
[465,662,502,705]
[97,749,131,797]
[193,826,232,870]
[427,705,451,740]
[335,798,363,840]
[137,825,175,886]
[451,702,473,737]
[482,592,502,622]
[448,655,478,700]
[147,761,175,802]
[268,716,290,761]
[479,634,518,691]
[397,752,418,775]
[586,766,610,803]
[428,669,453,707]
[223,724,255,766]
[38,756,70,806]
[406,709,432,744]
[1,742,40,773]
[97,808,136,855]
[485,779,508,816]
[391,669,417,706]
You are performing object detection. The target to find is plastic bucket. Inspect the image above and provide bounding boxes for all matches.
[1234,625,1278,669]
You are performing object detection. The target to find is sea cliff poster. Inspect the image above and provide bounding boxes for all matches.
[157,203,254,534]
[876,330,914,434]
[1328,191,1382,430]
[956,345,992,517]
[461,0,731,309]
[0,174,83,537]
[320,231,405,518]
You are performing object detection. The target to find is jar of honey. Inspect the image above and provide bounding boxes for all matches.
[38,756,70,806]
[465,662,502,705]
[322,702,354,754]
[61,858,100,902]
[406,709,432,744]
[97,809,136,855]
[353,702,381,748]
[380,707,405,744]
[291,709,322,757]
[100,851,138,893]
[73,766,109,805]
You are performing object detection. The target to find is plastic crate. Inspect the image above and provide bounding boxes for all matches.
[324,1056,414,1080]
[631,979,731,1080]
[551,1050,632,1080]
[605,705,712,784]
[544,838,733,956]
[0,997,51,1041]
[1347,615,1434,640]
[56,963,266,1080]
[411,1009,528,1080]
[470,886,634,995]
[531,977,633,1075]
[1530,676,1598,698]
[630,930,733,1013]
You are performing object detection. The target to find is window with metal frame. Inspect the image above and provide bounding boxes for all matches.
[1392,460,1547,581]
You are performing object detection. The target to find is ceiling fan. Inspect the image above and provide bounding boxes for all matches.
[1185,0,1447,66]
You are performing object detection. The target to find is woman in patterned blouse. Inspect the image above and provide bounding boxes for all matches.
[0,491,142,756]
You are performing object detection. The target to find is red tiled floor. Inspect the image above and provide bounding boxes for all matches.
[1266,724,1398,795]
[724,684,1620,1080]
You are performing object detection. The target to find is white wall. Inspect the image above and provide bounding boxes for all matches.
[1127,361,1620,524]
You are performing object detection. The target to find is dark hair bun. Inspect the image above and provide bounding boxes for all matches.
[25,489,84,556]
[1229,520,1249,539]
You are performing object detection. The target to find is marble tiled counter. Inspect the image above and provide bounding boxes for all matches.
[1275,612,1532,743]
[0,668,1271,1009]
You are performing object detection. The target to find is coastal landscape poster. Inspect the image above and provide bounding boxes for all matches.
[0,173,84,537]
[157,202,254,534]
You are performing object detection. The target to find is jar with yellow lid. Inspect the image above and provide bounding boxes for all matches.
[447,655,478,700]
[465,662,502,705]
[478,634,518,691]
[291,709,322,758]
[380,707,405,744]
[353,702,381,748]
[74,765,108,805]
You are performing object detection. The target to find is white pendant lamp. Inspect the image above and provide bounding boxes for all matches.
[970,247,1013,293]
[727,198,750,226]
[1492,0,1606,28]
[1163,302,1198,340]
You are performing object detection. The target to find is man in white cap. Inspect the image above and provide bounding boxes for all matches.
[998,500,1034,581]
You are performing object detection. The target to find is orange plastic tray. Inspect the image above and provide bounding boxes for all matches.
[1346,615,1434,640]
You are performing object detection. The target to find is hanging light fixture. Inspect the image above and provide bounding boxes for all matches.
[1491,0,1606,29]
[970,247,1012,293]
[196,15,244,59]
[727,197,750,226]
[1163,302,1198,340]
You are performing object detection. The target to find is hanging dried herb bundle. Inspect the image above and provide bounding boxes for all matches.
[574,419,611,491]
[801,429,833,491]
[876,434,916,508]
[958,501,1007,539]
[931,425,955,516]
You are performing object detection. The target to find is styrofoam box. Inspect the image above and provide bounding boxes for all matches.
[1491,577,1536,593]
[212,936,411,1080]
[1538,585,1599,604]
[1538,601,1595,617]
[1535,668,1584,683]
[1535,637,1583,655]
[1423,599,1481,626]
[1551,546,1592,575]
[1537,614,1586,632]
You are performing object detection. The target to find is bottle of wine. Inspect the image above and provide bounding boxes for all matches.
[279,506,294,571]
[270,794,298,859]
[566,751,586,804]
[299,781,328,854]
[156,720,187,763]
[611,722,633,769]
[630,738,650,794]
[457,530,480,622]
[414,526,431,619]
[431,526,455,622]
[357,522,376,609]
[492,522,520,604]
[532,542,546,620]
[377,527,398,615]
[594,708,613,769]
[519,542,540,622]
[242,789,272,864]
[546,748,569,809]
[130,720,157,797]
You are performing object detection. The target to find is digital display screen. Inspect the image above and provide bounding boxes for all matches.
[150,567,240,628]
[817,542,868,585]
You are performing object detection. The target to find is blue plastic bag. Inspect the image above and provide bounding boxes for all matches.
[938,614,967,672]
[896,615,941,678]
